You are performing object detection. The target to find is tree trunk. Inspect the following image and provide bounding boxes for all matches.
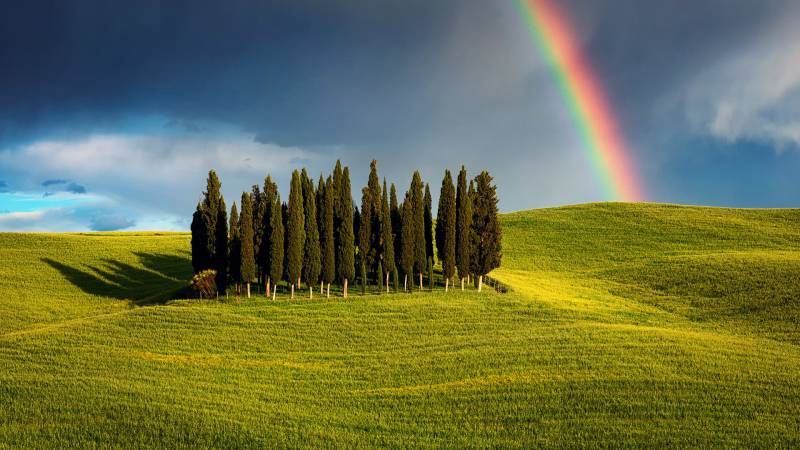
[310,285,313,299]
[445,277,449,292]
[478,275,483,292]
[419,272,423,290]
[386,272,390,293]
[266,277,271,298]
[404,274,408,292]
[297,277,301,290]
[272,283,276,301]
[291,283,295,299]
[327,282,331,298]
[343,278,348,298]
[246,282,251,298]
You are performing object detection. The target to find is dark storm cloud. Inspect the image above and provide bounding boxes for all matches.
[89,214,136,232]
[0,0,463,148]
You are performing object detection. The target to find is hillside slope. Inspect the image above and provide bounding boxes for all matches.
[1,203,798,447]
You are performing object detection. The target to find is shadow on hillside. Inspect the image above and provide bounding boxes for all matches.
[42,252,192,305]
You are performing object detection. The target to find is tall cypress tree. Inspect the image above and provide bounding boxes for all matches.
[261,176,278,296]
[202,170,222,268]
[239,192,256,298]
[332,160,343,264]
[191,202,208,273]
[380,178,395,292]
[436,170,457,291]
[338,166,355,297]
[215,195,228,295]
[471,171,502,291]
[319,175,336,297]
[358,186,371,284]
[269,194,284,300]
[366,160,381,273]
[302,169,321,298]
[410,171,426,289]
[399,196,414,291]
[456,166,472,290]
[468,179,478,286]
[251,184,264,290]
[424,183,433,264]
[390,183,401,273]
[287,170,306,298]
[229,202,241,295]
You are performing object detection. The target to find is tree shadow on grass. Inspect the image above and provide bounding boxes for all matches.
[42,252,193,305]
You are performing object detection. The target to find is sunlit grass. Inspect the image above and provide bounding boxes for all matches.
[1,203,799,447]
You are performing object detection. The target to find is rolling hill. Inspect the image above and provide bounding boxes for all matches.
[1,203,798,447]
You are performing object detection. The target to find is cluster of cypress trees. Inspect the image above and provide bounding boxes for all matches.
[190,161,501,299]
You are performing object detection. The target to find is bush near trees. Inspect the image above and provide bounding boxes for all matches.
[189,161,501,299]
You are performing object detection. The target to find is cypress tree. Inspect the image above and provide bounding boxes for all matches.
[302,169,321,298]
[239,192,256,298]
[215,195,228,295]
[261,176,278,297]
[367,160,381,272]
[380,178,395,292]
[400,197,414,291]
[191,202,208,273]
[287,170,306,298]
[377,260,384,291]
[320,176,336,297]
[360,259,367,295]
[428,257,434,290]
[252,184,264,291]
[456,166,472,290]
[229,202,241,295]
[392,266,399,292]
[436,170,457,291]
[471,171,502,291]
[390,183,401,272]
[332,160,343,263]
[410,171,426,290]
[468,179,478,286]
[338,167,355,297]
[358,185,371,284]
[269,194,284,300]
[424,183,433,264]
[202,170,222,268]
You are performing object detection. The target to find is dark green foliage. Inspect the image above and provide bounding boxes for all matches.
[337,166,355,282]
[190,269,217,299]
[436,170,457,282]
[251,184,264,284]
[410,171,426,276]
[228,202,241,289]
[287,170,306,286]
[320,176,336,284]
[260,176,278,284]
[269,194,284,287]
[471,171,502,276]
[424,183,433,264]
[390,183,401,272]
[302,169,321,288]
[468,179,477,277]
[358,186,371,273]
[456,166,473,281]
[400,197,415,285]
[239,192,256,285]
[190,203,208,273]
[332,160,343,258]
[360,260,367,294]
[392,266,399,291]
[428,257,434,290]
[377,261,383,289]
[214,196,228,294]
[380,178,395,277]
[202,170,222,265]
[366,160,382,270]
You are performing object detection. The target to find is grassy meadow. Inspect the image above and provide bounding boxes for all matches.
[1,203,799,447]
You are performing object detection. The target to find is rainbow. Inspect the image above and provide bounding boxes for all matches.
[516,0,644,202]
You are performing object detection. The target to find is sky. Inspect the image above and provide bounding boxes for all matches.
[1,0,799,231]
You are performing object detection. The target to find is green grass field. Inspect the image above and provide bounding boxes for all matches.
[1,203,798,447]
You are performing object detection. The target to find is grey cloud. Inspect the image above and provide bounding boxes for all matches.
[89,214,136,231]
